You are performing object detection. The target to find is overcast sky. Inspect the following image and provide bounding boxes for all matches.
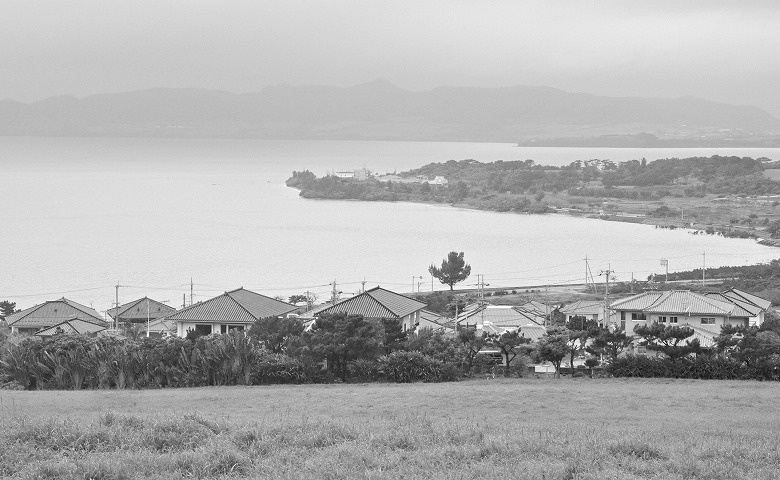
[2,1,779,117]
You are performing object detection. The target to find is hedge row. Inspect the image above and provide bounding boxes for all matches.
[607,354,780,381]
[0,333,468,390]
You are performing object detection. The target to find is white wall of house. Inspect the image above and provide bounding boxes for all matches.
[176,321,247,337]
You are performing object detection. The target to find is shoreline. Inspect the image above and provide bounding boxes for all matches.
[289,185,780,249]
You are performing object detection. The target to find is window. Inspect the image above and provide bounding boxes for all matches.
[220,325,245,334]
[620,311,626,321]
[701,317,716,325]
[631,312,646,321]
[194,324,212,335]
[659,316,667,323]
[669,316,678,324]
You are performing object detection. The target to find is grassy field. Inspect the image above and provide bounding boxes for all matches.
[2,378,780,479]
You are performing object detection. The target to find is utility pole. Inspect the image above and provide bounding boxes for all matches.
[114,283,120,330]
[182,293,186,309]
[412,275,422,294]
[361,278,366,293]
[702,251,706,286]
[599,265,615,328]
[660,259,668,283]
[190,278,194,306]
[331,280,340,305]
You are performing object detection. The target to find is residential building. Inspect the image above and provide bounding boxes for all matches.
[311,286,426,331]
[107,297,176,326]
[34,316,108,337]
[167,287,297,337]
[430,176,448,186]
[6,297,107,334]
[457,304,544,336]
[560,300,605,324]
[416,309,455,333]
[609,289,771,353]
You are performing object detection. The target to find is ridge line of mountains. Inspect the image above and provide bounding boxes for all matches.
[1,80,778,145]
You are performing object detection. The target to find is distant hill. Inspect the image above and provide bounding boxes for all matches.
[1,81,778,143]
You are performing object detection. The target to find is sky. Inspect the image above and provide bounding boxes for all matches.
[1,0,779,117]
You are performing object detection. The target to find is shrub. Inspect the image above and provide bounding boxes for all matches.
[378,351,455,383]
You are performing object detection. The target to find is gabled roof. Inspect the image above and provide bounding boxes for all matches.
[34,317,108,336]
[479,323,546,342]
[516,300,548,316]
[560,300,604,316]
[643,291,735,316]
[416,309,455,332]
[704,292,762,317]
[6,298,105,328]
[458,305,543,327]
[315,287,426,319]
[609,291,664,311]
[146,316,177,334]
[107,297,176,321]
[166,288,297,324]
[723,288,771,311]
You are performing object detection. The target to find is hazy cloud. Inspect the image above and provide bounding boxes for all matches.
[1,0,779,116]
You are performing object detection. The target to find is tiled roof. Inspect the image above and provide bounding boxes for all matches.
[723,289,771,311]
[643,291,735,316]
[671,322,718,349]
[107,297,176,322]
[704,293,761,317]
[146,317,177,333]
[517,301,548,316]
[560,300,604,316]
[479,323,546,342]
[166,288,297,324]
[609,292,664,311]
[34,317,108,336]
[458,305,542,327]
[316,287,426,319]
[417,309,455,331]
[6,298,106,328]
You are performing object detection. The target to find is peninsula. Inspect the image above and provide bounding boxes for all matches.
[287,155,780,245]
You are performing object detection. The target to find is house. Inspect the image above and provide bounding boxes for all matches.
[609,289,770,354]
[311,286,426,331]
[335,171,355,178]
[457,305,544,332]
[5,297,107,335]
[34,316,108,337]
[166,287,297,337]
[430,176,448,186]
[416,309,455,333]
[707,288,771,326]
[107,297,176,326]
[515,300,549,318]
[560,300,605,324]
[144,316,177,337]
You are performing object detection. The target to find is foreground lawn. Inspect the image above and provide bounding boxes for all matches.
[1,378,779,479]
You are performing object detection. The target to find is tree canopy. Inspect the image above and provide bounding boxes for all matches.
[429,251,471,290]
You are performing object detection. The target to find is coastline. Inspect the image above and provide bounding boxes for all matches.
[288,184,780,249]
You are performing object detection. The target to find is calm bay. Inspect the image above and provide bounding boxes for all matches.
[2,136,780,316]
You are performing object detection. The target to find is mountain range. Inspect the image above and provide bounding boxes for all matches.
[1,81,778,144]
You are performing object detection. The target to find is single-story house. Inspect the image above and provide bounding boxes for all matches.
[560,300,605,324]
[310,286,427,331]
[416,309,455,333]
[515,300,549,318]
[167,287,298,337]
[107,297,176,325]
[6,297,108,335]
[457,304,544,331]
[609,289,771,354]
[34,316,108,336]
[706,288,770,326]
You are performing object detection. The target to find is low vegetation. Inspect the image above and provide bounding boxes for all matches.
[2,379,780,479]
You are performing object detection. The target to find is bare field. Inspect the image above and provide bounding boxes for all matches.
[2,379,780,479]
